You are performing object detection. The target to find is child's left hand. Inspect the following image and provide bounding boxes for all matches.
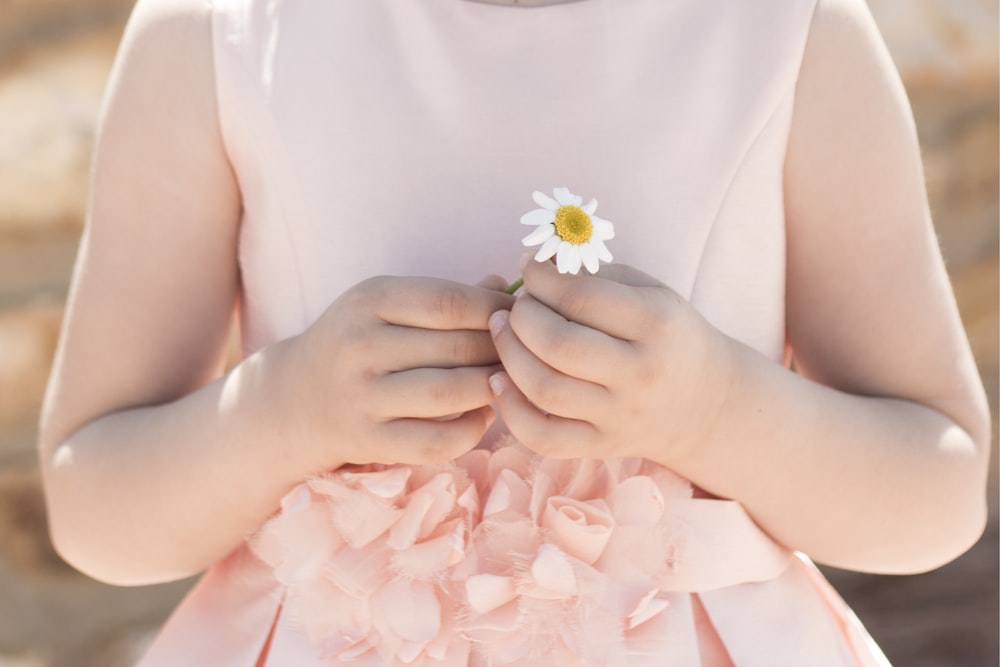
[489,256,736,463]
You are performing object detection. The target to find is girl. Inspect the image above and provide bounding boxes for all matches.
[39,0,990,664]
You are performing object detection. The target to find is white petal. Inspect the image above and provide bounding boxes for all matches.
[592,238,613,263]
[568,248,583,274]
[532,191,559,210]
[521,209,556,226]
[592,216,615,240]
[521,223,555,247]
[535,235,561,261]
[582,198,598,215]
[556,242,576,274]
[580,243,600,274]
[553,187,576,207]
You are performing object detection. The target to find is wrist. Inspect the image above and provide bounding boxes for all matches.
[248,334,343,482]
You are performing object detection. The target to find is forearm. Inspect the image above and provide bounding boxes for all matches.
[663,340,990,574]
[40,337,331,586]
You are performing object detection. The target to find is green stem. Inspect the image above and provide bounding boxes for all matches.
[504,276,524,295]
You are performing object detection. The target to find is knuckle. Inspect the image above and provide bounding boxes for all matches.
[355,274,391,300]
[526,376,565,414]
[632,358,662,391]
[558,284,592,323]
[431,287,472,324]
[449,333,481,366]
[538,330,577,365]
[427,377,461,406]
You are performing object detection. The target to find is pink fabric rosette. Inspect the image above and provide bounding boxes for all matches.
[454,441,695,666]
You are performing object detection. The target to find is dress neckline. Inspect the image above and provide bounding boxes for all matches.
[463,0,587,7]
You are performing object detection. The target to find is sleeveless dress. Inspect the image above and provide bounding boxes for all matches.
[137,0,893,664]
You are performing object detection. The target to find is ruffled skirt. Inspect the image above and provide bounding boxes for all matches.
[137,440,891,666]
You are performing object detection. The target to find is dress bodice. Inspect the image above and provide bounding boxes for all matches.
[213,0,815,364]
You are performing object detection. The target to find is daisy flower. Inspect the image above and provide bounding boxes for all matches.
[521,187,615,275]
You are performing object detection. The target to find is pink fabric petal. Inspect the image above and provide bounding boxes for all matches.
[465,574,518,613]
[325,544,392,598]
[416,474,459,536]
[251,488,342,585]
[627,589,671,629]
[326,466,412,499]
[483,468,531,517]
[390,520,466,579]
[280,484,312,512]
[388,491,434,550]
[529,544,578,598]
[327,490,402,548]
[395,639,428,664]
[373,580,442,643]
[284,577,370,644]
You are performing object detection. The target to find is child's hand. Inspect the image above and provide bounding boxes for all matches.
[489,258,734,462]
[290,275,515,469]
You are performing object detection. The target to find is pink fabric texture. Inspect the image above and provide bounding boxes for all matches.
[137,0,897,663]
[140,440,890,666]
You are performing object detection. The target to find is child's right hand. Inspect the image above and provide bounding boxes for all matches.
[288,275,515,470]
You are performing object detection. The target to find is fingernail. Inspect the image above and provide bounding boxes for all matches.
[488,310,509,337]
[519,252,531,271]
[489,373,504,397]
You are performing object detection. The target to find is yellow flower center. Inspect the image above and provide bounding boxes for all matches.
[553,206,593,245]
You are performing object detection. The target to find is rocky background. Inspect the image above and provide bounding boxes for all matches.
[0,0,996,665]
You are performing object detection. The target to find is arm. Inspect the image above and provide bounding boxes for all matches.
[488,0,990,574]
[39,0,513,586]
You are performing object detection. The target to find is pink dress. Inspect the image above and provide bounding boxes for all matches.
[138,0,893,664]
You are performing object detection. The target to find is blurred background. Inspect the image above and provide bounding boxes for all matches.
[0,0,996,665]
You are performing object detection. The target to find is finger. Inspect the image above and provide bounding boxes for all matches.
[379,405,494,464]
[587,262,666,289]
[489,310,609,420]
[507,295,632,384]
[488,371,600,459]
[520,259,658,341]
[378,327,500,371]
[361,276,516,330]
[476,274,511,291]
[373,366,499,419]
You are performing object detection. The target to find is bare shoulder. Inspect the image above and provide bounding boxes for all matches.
[121,0,213,43]
[788,0,920,203]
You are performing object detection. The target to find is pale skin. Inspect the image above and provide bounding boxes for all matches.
[39,0,990,586]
